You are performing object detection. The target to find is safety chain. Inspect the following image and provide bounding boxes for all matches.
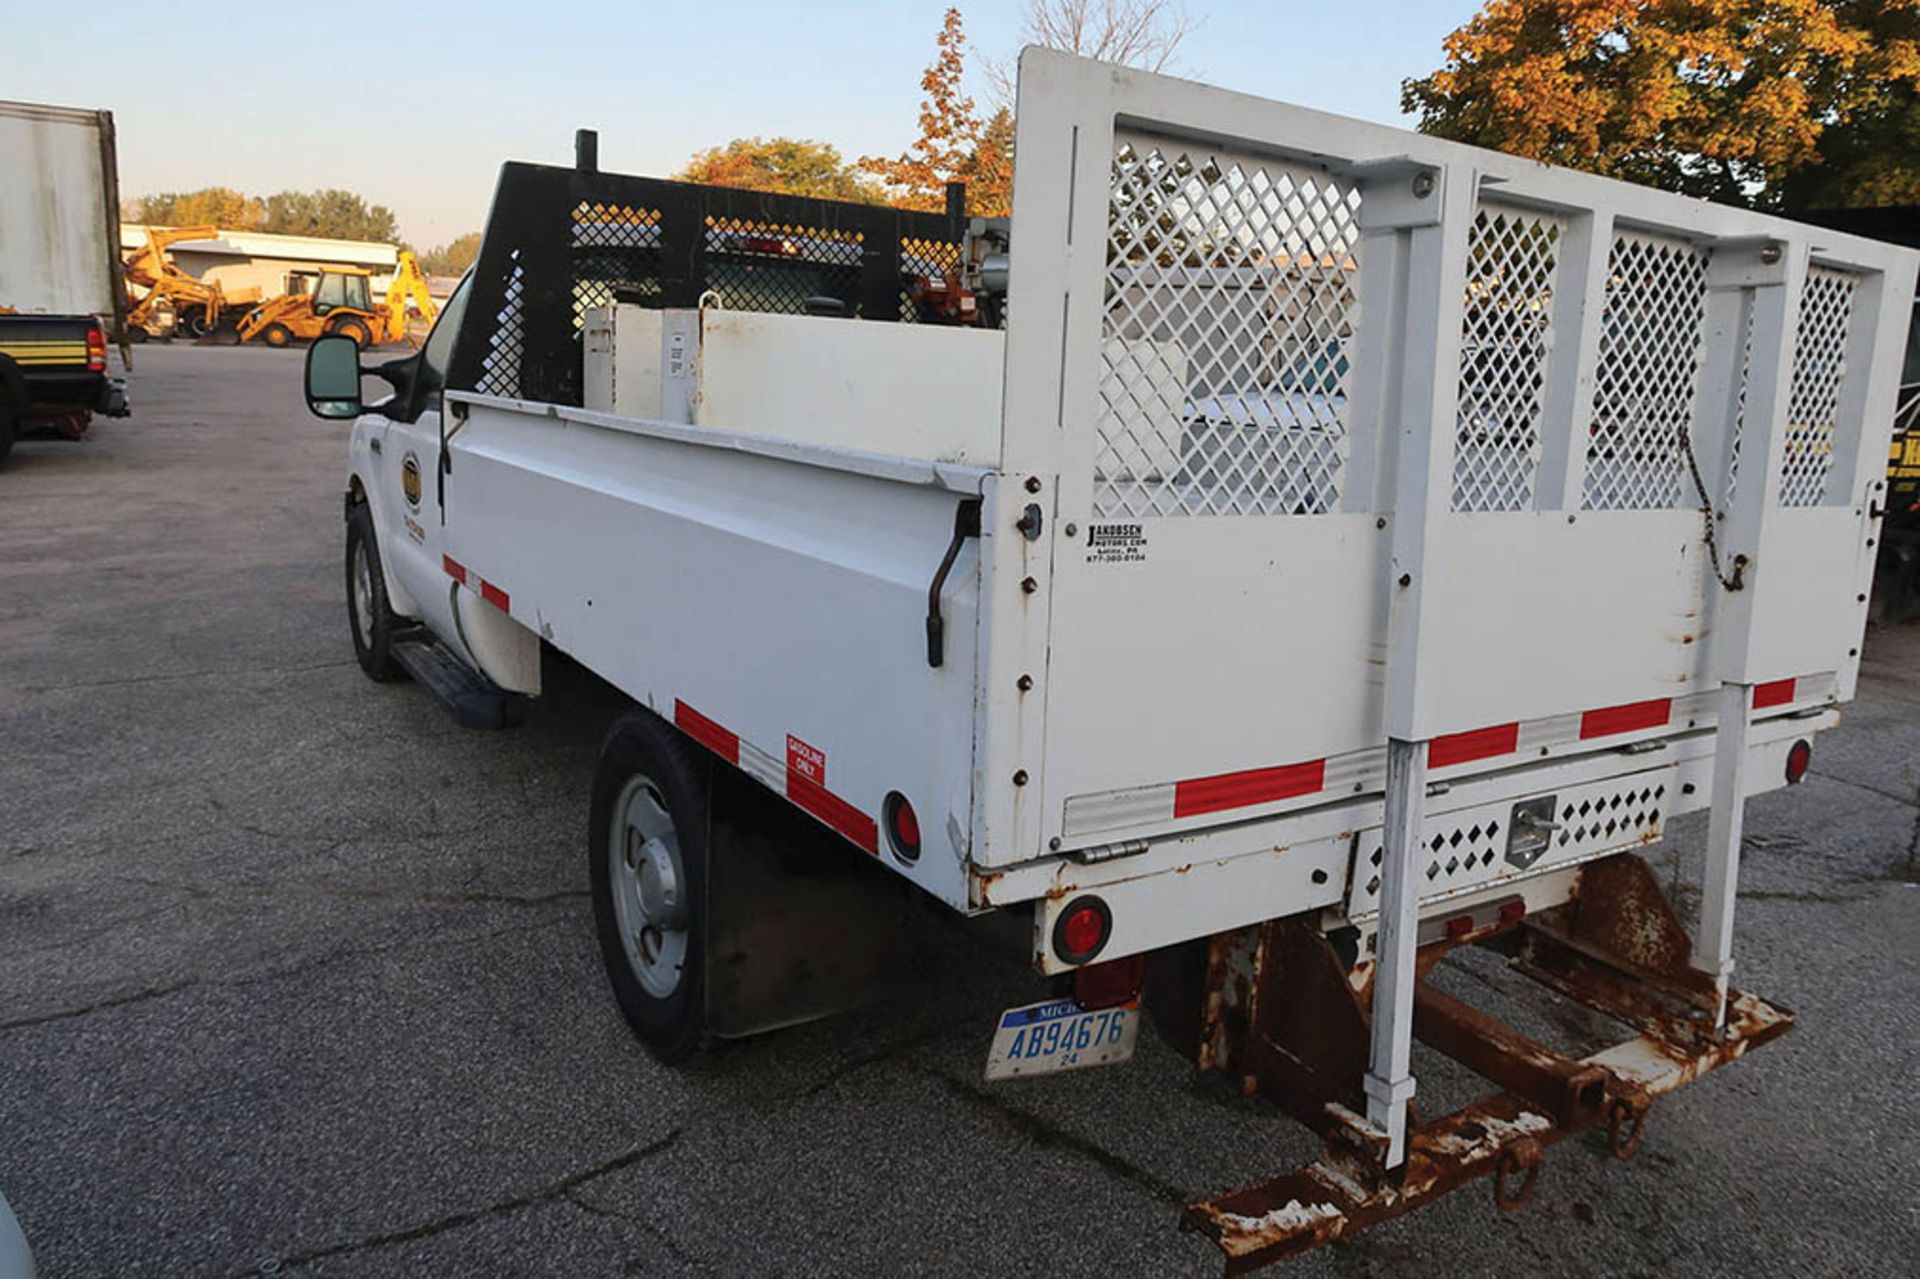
[1679,425,1746,591]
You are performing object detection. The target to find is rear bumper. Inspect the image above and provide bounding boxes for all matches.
[978,707,1835,974]
[21,373,127,420]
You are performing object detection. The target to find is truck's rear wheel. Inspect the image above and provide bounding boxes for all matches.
[345,502,400,681]
[590,711,710,1063]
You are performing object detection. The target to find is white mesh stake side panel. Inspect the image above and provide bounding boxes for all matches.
[1583,232,1710,511]
[1453,205,1562,512]
[1780,267,1859,508]
[1097,137,1362,519]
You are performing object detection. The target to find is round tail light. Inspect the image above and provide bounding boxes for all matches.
[1785,739,1812,785]
[1053,896,1112,966]
[883,791,920,863]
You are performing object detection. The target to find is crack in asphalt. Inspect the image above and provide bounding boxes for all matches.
[0,978,203,1031]
[17,657,356,695]
[252,1128,685,1275]
[104,875,591,911]
[0,916,571,1033]
[910,1063,1191,1208]
[563,1188,709,1271]
[1806,767,1920,809]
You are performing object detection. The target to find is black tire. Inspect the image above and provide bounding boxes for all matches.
[345,502,400,681]
[0,410,14,472]
[331,317,373,347]
[589,710,711,1063]
[181,311,211,339]
[262,322,293,348]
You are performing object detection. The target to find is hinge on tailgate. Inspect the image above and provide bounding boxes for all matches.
[926,498,983,668]
[1067,838,1150,865]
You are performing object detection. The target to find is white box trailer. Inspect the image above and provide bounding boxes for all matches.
[305,52,1916,1268]
[0,99,126,340]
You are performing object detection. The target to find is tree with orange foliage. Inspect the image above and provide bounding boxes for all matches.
[1403,0,1920,208]
[860,9,1002,213]
[676,138,883,203]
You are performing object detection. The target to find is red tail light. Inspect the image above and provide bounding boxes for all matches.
[1785,739,1812,785]
[1073,953,1145,1010]
[883,791,920,863]
[1053,896,1112,965]
[86,322,107,372]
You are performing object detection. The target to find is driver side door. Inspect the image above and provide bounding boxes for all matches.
[369,275,470,627]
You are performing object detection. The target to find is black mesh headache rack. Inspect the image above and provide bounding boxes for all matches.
[446,161,969,407]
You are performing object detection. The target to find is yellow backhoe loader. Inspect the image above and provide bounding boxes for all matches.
[237,251,438,348]
[123,226,261,341]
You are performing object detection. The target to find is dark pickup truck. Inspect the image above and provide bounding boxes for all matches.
[0,313,130,468]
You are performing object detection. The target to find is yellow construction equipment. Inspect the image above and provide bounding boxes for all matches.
[123,226,261,341]
[237,251,438,348]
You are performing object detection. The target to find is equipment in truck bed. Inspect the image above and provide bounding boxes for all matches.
[303,50,1918,1271]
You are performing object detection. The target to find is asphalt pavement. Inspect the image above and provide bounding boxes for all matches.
[1,344,1916,1277]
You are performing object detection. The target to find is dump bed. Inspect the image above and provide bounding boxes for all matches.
[428,51,1914,968]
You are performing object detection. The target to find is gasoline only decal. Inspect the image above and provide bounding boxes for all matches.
[1086,522,1147,565]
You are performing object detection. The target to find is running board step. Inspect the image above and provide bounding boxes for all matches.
[391,637,525,730]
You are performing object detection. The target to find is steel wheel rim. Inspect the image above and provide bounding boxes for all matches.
[609,773,689,998]
[351,540,374,650]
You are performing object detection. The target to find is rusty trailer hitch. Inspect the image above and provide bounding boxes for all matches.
[1179,854,1794,1273]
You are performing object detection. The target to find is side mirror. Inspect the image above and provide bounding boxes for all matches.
[304,335,364,419]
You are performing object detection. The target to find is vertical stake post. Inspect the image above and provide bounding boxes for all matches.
[1695,682,1752,1026]
[1365,737,1426,1167]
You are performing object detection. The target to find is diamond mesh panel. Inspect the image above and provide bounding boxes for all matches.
[704,217,864,315]
[901,237,963,322]
[474,253,525,399]
[1780,267,1857,507]
[571,201,663,327]
[1583,233,1709,510]
[1345,778,1668,919]
[1453,207,1561,512]
[1097,141,1362,518]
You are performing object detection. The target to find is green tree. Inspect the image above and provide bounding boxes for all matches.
[1403,0,1920,209]
[676,138,882,202]
[420,232,483,276]
[124,187,264,229]
[259,189,403,242]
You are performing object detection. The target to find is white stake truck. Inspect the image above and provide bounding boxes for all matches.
[303,52,1917,1268]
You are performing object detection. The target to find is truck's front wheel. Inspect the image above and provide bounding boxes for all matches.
[345,502,399,681]
[590,711,711,1063]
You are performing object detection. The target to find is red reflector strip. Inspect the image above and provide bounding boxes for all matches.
[1429,722,1519,769]
[1753,678,1796,709]
[1579,698,1671,740]
[442,555,468,586]
[672,700,738,764]
[789,774,879,854]
[480,580,510,612]
[1173,759,1325,819]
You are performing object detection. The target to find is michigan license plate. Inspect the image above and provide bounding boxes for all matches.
[983,997,1139,1081]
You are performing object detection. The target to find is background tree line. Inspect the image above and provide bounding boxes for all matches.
[129,0,1916,298]
[122,186,482,275]
[685,0,1916,218]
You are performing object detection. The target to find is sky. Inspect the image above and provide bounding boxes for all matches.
[7,1,1478,249]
